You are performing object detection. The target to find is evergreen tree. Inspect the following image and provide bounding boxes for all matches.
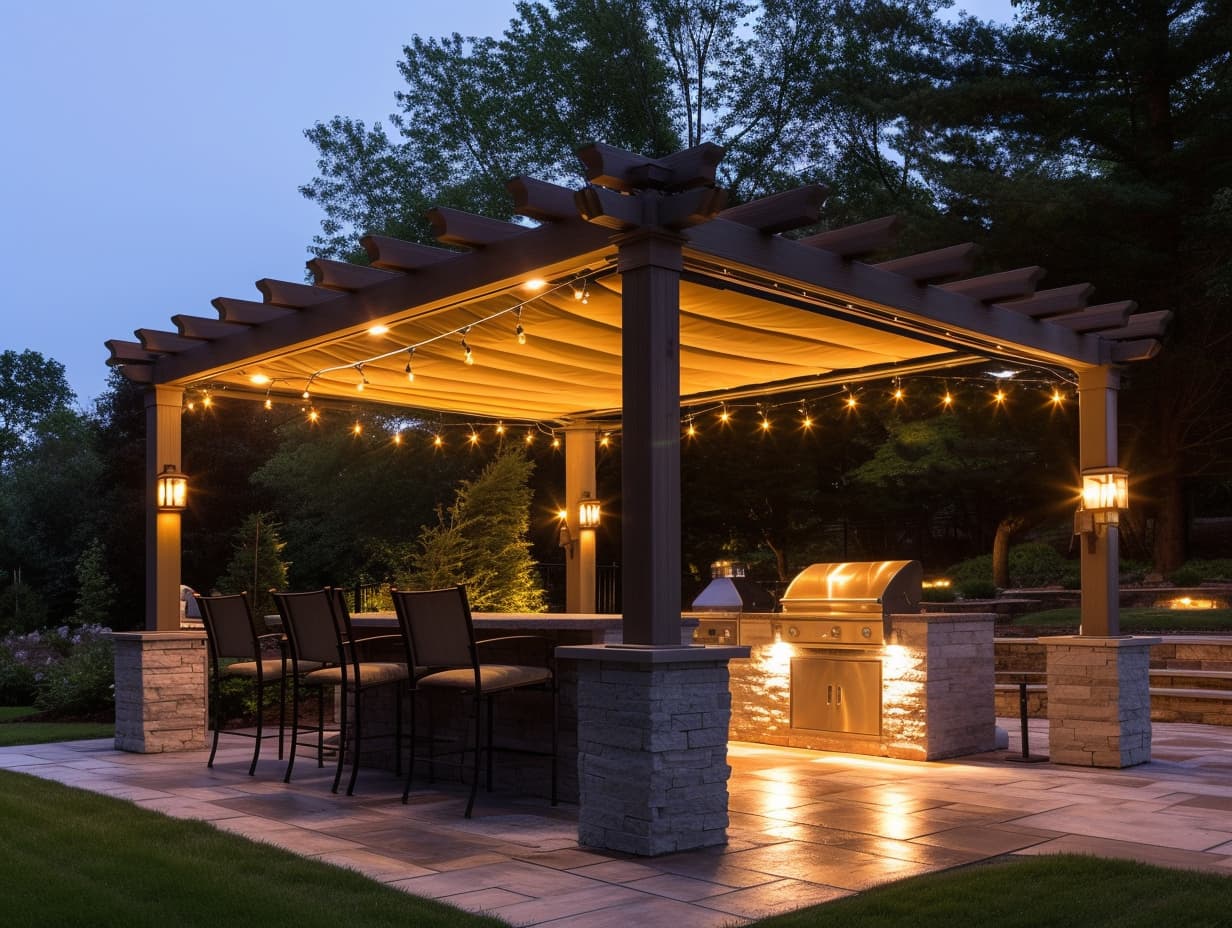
[71,538,116,627]
[405,449,545,612]
[214,513,290,618]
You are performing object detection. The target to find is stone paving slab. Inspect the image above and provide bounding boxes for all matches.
[5,719,1232,926]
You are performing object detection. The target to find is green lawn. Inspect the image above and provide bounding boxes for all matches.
[0,706,114,746]
[1014,606,1232,634]
[1,770,1229,928]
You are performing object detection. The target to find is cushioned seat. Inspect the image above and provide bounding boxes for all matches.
[274,588,409,795]
[391,585,557,817]
[196,592,288,776]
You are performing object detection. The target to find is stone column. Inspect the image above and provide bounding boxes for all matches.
[113,631,208,753]
[1043,636,1158,767]
[560,644,748,856]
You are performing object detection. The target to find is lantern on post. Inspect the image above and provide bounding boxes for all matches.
[578,491,601,530]
[1074,466,1128,551]
[156,464,188,512]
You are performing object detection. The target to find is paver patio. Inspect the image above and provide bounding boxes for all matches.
[4,719,1232,926]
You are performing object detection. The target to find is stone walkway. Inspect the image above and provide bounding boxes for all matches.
[4,720,1232,925]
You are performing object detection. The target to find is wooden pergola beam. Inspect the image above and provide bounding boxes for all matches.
[996,283,1095,318]
[212,297,297,325]
[939,266,1044,303]
[508,176,580,221]
[360,234,458,271]
[106,339,159,365]
[875,243,979,283]
[257,279,342,308]
[172,315,247,340]
[801,216,900,258]
[136,329,202,354]
[309,258,402,291]
[1100,310,1172,341]
[717,185,829,234]
[1049,301,1135,333]
[427,207,529,248]
[577,141,723,192]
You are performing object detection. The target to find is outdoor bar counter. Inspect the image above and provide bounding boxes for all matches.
[345,613,699,803]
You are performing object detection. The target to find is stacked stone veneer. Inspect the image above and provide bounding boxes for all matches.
[563,645,746,857]
[113,631,207,753]
[728,613,996,761]
[1043,636,1157,767]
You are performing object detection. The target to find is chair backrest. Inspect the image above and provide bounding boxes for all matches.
[273,589,342,666]
[390,586,476,670]
[197,593,262,662]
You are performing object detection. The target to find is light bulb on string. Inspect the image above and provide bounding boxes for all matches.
[758,407,772,432]
[433,433,444,449]
[524,430,535,445]
[600,432,611,447]
[355,364,368,392]
[515,307,527,345]
[845,393,858,410]
[468,429,480,447]
[307,408,320,423]
[202,391,212,409]
[551,435,561,449]
[993,389,1008,405]
[495,421,505,435]
[461,328,474,366]
[685,418,698,438]
[404,347,415,383]
[718,406,731,425]
[393,431,402,446]
[352,420,363,436]
[892,378,905,403]
[1050,388,1065,407]
[941,387,954,409]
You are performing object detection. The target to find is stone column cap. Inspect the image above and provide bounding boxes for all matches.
[557,643,749,664]
[112,630,206,642]
[1040,635,1162,648]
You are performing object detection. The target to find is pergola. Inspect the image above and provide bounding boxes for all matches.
[108,141,1170,851]
[108,141,1166,643]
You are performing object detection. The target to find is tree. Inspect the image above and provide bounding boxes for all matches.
[301,0,680,259]
[71,538,116,627]
[404,448,545,612]
[0,349,76,468]
[907,0,1232,572]
[214,513,290,618]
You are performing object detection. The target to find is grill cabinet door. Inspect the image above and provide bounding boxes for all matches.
[790,656,881,736]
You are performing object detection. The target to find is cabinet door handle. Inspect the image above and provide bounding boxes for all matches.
[826,684,833,706]
[836,685,842,707]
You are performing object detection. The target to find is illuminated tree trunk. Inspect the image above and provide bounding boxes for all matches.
[992,515,1024,589]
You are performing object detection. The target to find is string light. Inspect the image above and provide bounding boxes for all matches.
[393,431,402,446]
[993,389,1007,405]
[892,378,905,402]
[468,430,480,446]
[685,418,698,438]
[599,432,611,447]
[404,347,415,383]
[551,436,561,449]
[942,389,954,408]
[1050,388,1065,407]
[307,408,320,423]
[845,394,858,410]
[524,430,535,445]
[352,420,363,436]
[433,433,444,448]
[202,391,212,408]
[355,364,368,392]
[515,307,527,345]
[461,328,474,366]
[718,406,731,425]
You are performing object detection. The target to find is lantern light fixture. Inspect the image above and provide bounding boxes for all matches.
[1074,466,1129,551]
[578,491,601,529]
[156,464,188,511]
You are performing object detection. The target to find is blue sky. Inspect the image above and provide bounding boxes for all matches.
[1,0,1015,406]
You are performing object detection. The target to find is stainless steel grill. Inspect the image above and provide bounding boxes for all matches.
[775,560,922,647]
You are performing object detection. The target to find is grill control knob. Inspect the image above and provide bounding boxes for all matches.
[787,625,799,638]
[830,626,841,639]
[861,626,872,639]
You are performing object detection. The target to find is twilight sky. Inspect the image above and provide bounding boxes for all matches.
[1,0,1014,406]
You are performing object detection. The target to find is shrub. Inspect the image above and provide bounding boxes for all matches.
[921,586,957,603]
[946,554,993,588]
[959,579,998,600]
[1009,542,1073,588]
[0,625,114,717]
[34,632,114,719]
[1170,560,1232,585]
[0,643,38,705]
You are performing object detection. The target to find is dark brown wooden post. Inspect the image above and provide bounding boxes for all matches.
[617,228,685,645]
